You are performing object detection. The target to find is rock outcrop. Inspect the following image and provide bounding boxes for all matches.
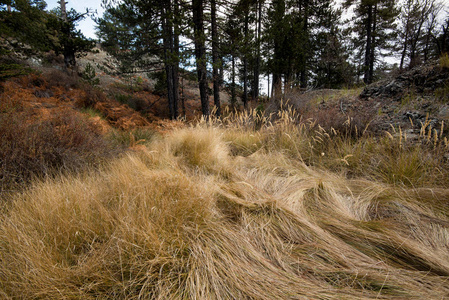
[360,62,449,100]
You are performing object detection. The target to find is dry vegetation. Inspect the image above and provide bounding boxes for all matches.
[1,105,449,299]
[0,99,119,194]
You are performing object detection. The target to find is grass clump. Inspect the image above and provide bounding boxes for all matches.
[164,127,230,173]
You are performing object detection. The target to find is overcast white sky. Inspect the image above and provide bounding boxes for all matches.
[45,0,104,39]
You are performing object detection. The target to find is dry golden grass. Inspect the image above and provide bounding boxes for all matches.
[1,111,449,299]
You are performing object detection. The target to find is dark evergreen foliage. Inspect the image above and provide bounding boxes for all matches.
[0,0,94,69]
[98,0,183,119]
[48,9,95,68]
[344,0,399,84]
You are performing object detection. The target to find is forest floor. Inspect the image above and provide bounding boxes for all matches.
[1,49,449,299]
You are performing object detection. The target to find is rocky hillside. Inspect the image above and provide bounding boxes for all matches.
[360,62,449,134]
[277,61,449,141]
[1,39,237,123]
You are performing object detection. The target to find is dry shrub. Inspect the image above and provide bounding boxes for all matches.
[12,72,47,90]
[76,83,108,108]
[1,127,449,299]
[0,108,119,194]
[302,105,374,139]
[43,68,79,90]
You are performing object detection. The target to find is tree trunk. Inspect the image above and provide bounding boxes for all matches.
[409,0,430,68]
[162,12,176,119]
[273,73,282,102]
[181,76,186,118]
[363,4,373,84]
[253,0,262,100]
[368,4,377,84]
[165,63,176,119]
[267,74,270,101]
[243,11,249,109]
[173,0,180,118]
[400,42,408,71]
[63,49,76,69]
[400,15,410,71]
[59,0,74,69]
[211,0,221,116]
[300,0,309,88]
[271,0,285,103]
[231,56,237,109]
[193,0,210,116]
[59,0,67,21]
[423,21,435,62]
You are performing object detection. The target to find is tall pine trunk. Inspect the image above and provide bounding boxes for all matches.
[162,0,178,119]
[300,0,309,88]
[211,0,221,116]
[173,0,180,118]
[423,24,433,62]
[273,73,282,102]
[368,4,377,84]
[400,12,410,71]
[59,0,67,21]
[243,12,249,109]
[59,0,75,69]
[193,0,210,116]
[162,18,175,119]
[400,35,408,71]
[253,0,262,101]
[231,56,237,109]
[363,4,373,84]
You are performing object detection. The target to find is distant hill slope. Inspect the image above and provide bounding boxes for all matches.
[268,61,449,138]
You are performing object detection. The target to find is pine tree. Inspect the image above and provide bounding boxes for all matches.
[50,1,94,69]
[192,0,209,116]
[222,10,241,108]
[399,0,443,70]
[162,0,180,119]
[265,0,288,101]
[59,0,66,21]
[0,0,50,50]
[252,0,263,100]
[265,0,347,97]
[344,0,399,84]
[98,0,183,119]
[210,0,221,115]
[312,4,354,88]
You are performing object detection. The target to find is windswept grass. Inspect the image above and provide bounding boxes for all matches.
[1,110,449,299]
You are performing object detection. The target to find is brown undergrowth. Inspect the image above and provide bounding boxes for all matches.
[0,104,119,194]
